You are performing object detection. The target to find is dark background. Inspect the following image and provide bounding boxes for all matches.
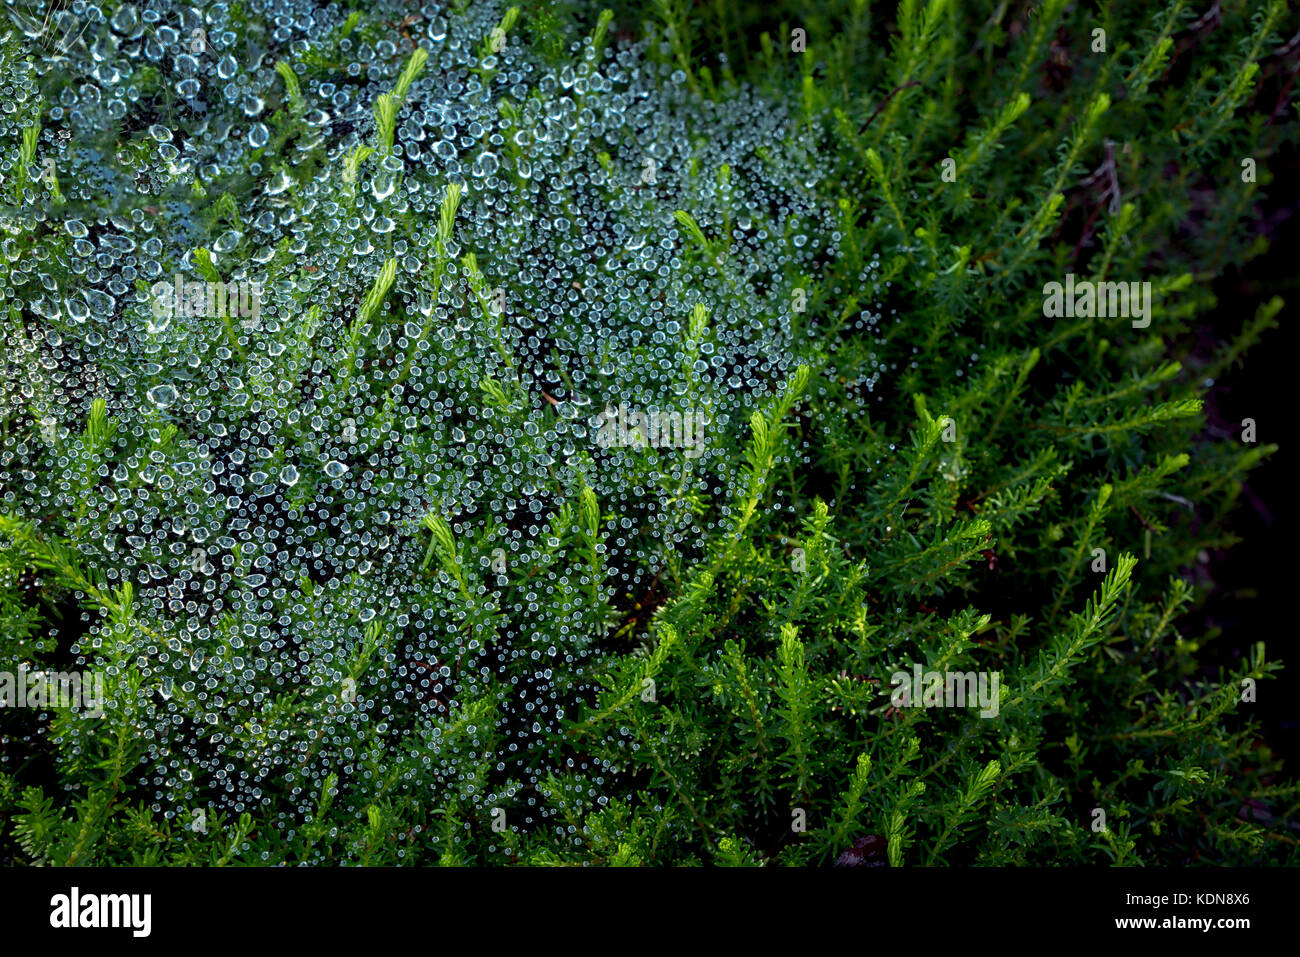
[1197,134,1297,772]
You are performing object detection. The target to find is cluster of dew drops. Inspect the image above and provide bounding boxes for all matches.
[0,0,849,854]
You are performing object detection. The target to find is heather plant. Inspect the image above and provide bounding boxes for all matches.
[0,0,1296,867]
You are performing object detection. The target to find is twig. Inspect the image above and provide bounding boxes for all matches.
[858,81,922,134]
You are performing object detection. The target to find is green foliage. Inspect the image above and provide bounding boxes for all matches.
[1,0,1295,867]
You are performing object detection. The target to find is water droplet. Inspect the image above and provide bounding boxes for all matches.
[64,297,89,324]
[147,385,177,409]
[472,152,499,178]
